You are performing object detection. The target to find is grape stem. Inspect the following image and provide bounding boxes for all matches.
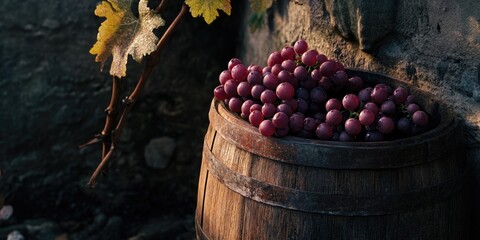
[83,3,188,188]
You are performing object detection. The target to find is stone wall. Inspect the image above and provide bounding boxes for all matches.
[241,0,479,235]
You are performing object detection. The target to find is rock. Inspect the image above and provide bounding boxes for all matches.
[0,205,14,220]
[144,137,176,169]
[25,219,61,240]
[100,216,123,240]
[7,231,24,240]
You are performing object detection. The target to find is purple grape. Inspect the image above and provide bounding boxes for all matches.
[319,60,337,77]
[359,109,375,126]
[259,120,275,137]
[339,131,355,142]
[276,82,295,100]
[310,87,328,104]
[319,76,333,90]
[262,103,277,118]
[228,97,243,113]
[345,118,362,135]
[302,50,318,66]
[260,89,277,104]
[317,54,328,65]
[377,116,394,134]
[267,51,283,67]
[250,103,262,113]
[397,117,412,134]
[331,70,348,87]
[304,117,320,132]
[325,98,342,111]
[371,84,389,104]
[237,81,252,97]
[358,87,373,102]
[406,95,415,104]
[412,110,429,126]
[294,39,308,55]
[271,64,283,76]
[231,64,248,82]
[263,73,279,90]
[393,86,408,104]
[311,69,322,81]
[251,84,265,99]
[326,109,343,126]
[407,103,420,115]
[281,46,295,60]
[316,123,333,140]
[247,64,263,73]
[272,112,289,128]
[241,100,256,116]
[313,112,326,122]
[277,70,292,83]
[294,66,308,81]
[247,71,262,85]
[275,127,290,137]
[277,103,293,116]
[381,100,396,115]
[282,98,298,112]
[289,112,305,133]
[295,87,309,100]
[364,102,379,115]
[219,70,232,85]
[296,98,309,114]
[224,79,239,97]
[228,58,242,71]
[249,110,264,127]
[342,94,360,111]
[347,76,363,92]
[214,85,228,101]
[262,66,271,75]
[335,61,345,71]
[281,59,296,72]
[288,77,299,89]
[365,131,384,142]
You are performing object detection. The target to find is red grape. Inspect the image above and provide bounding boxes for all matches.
[249,110,264,127]
[381,100,396,115]
[331,70,348,87]
[277,81,296,100]
[262,103,277,118]
[231,64,248,82]
[281,59,296,72]
[377,116,394,134]
[260,89,277,103]
[393,86,408,104]
[302,50,318,66]
[228,97,243,113]
[251,84,265,99]
[316,123,333,140]
[326,109,343,126]
[294,66,308,80]
[272,112,289,128]
[345,118,362,135]
[359,109,375,126]
[289,112,305,133]
[342,94,360,111]
[281,46,295,60]
[294,39,308,55]
[412,110,429,126]
[263,73,279,90]
[224,79,239,97]
[219,70,232,85]
[325,98,342,111]
[228,58,242,71]
[319,60,337,77]
[213,85,228,101]
[267,51,283,67]
[247,71,262,85]
[237,81,252,97]
[259,120,275,136]
[241,100,256,116]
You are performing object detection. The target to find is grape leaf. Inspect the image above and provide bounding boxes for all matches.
[185,0,231,24]
[90,0,165,78]
[250,0,273,13]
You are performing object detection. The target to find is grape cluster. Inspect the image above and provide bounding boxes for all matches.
[213,40,432,141]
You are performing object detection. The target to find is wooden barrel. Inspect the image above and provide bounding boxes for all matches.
[195,70,469,239]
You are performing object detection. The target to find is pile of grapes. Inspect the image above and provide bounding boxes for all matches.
[213,40,432,141]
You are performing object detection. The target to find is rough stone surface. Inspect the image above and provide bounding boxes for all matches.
[241,0,479,235]
[144,137,176,169]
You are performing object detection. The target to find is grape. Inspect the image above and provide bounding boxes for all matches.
[331,70,348,87]
[319,76,333,90]
[262,103,277,118]
[247,71,262,85]
[271,64,283,76]
[326,109,343,126]
[393,86,408,104]
[228,97,243,113]
[263,73,279,90]
[299,77,316,90]
[381,100,396,115]
[335,61,345,71]
[342,94,360,111]
[295,87,309,100]
[275,127,290,137]
[260,89,277,103]
[316,123,333,140]
[412,110,429,126]
[397,117,412,134]
[228,58,242,71]
[237,81,252,97]
[309,102,322,114]
[282,99,298,112]
[406,95,415,104]
[262,66,271,75]
[371,84,389,104]
[277,70,292,83]
[281,59,296,72]
[294,66,308,81]
[313,112,326,122]
[241,100,256,116]
[365,131,384,142]
[277,103,293,116]
[250,103,262,113]
[272,112,289,128]
[319,60,337,77]
[289,112,305,133]
[311,69,322,81]
[302,50,318,66]
[339,131,355,142]
[213,85,228,101]
[377,116,394,134]
[310,87,328,104]
[325,98,342,111]
[407,103,420,115]
[267,51,283,67]
[296,98,309,114]
[224,79,239,97]
[358,87,373,102]
[294,39,308,55]
[317,54,328,65]
[281,46,295,60]
[348,76,363,92]
[364,102,379,115]
[345,118,362,135]
[251,84,265,99]
[359,109,375,126]
[219,70,232,85]
[304,117,320,132]
[231,64,248,82]
[289,77,299,89]
[248,64,263,73]
[249,110,264,127]
[259,120,276,136]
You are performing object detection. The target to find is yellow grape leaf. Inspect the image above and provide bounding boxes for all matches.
[185,0,231,24]
[90,0,165,78]
[250,0,273,13]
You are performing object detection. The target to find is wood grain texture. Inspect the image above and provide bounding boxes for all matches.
[195,70,470,239]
